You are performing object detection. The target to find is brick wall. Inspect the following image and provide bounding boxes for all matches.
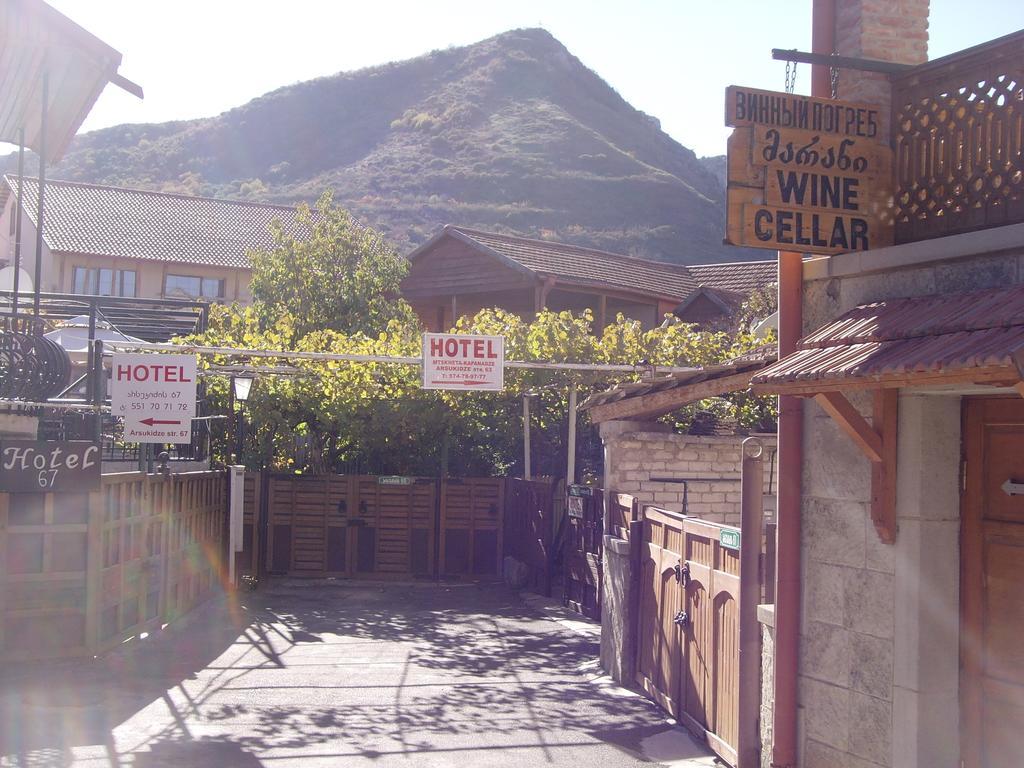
[833,0,929,131]
[601,426,777,526]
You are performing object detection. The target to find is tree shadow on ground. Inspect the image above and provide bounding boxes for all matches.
[1,580,695,766]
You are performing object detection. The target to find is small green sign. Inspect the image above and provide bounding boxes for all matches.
[568,484,594,497]
[379,475,414,486]
[720,529,741,551]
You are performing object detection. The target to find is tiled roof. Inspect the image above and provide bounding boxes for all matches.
[752,284,1024,394]
[687,260,777,293]
[4,176,311,270]
[445,227,697,302]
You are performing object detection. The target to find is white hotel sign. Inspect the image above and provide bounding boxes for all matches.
[111,353,197,444]
[421,333,504,392]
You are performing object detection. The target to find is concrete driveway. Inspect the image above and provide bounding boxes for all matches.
[0,581,715,767]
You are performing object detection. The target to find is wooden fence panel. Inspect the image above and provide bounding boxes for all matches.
[163,473,226,622]
[0,491,96,661]
[0,471,228,663]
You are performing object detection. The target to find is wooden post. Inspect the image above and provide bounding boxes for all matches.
[84,487,105,654]
[739,437,765,767]
[0,493,7,656]
[626,516,644,684]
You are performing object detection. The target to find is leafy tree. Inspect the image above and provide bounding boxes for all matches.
[184,192,777,476]
[248,191,416,340]
[184,304,775,478]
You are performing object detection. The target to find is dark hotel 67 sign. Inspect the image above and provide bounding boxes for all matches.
[724,85,895,255]
[0,441,101,493]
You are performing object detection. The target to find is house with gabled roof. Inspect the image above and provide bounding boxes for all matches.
[401,225,776,330]
[0,175,310,304]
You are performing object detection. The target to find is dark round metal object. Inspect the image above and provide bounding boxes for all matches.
[0,330,72,401]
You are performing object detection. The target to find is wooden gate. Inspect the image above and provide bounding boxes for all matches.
[263,474,503,579]
[439,477,504,577]
[636,506,742,766]
[266,475,437,578]
[503,478,554,593]
[562,486,603,619]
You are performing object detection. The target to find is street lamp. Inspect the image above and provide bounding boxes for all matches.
[229,375,254,465]
[233,375,254,402]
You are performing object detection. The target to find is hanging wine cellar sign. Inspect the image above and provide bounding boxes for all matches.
[724,86,894,255]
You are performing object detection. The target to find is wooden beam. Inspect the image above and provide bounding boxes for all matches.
[813,392,883,463]
[870,389,898,544]
[588,369,757,424]
[753,365,1020,396]
[1015,381,1024,399]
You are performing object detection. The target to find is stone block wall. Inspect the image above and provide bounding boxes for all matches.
[760,605,776,768]
[600,425,777,526]
[794,237,1018,765]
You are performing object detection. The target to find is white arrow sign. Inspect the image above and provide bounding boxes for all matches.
[1001,479,1024,496]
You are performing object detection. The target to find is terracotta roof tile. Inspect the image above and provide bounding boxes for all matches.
[4,176,321,270]
[447,227,697,301]
[687,260,777,293]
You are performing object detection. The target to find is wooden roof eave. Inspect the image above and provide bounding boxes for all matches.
[546,277,687,305]
[750,364,1022,397]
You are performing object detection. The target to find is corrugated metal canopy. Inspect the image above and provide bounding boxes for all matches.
[1,0,141,163]
[752,285,1024,394]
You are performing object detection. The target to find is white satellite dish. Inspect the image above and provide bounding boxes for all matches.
[0,266,33,293]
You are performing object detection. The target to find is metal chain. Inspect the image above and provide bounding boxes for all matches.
[785,60,797,94]
[830,58,840,99]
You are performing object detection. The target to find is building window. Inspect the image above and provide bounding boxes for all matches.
[72,267,137,297]
[164,274,224,299]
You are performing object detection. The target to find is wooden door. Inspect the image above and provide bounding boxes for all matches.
[634,506,742,766]
[962,399,1024,768]
[636,506,685,717]
[678,517,741,767]
[563,487,603,619]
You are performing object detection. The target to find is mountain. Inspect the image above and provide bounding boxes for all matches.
[9,28,758,264]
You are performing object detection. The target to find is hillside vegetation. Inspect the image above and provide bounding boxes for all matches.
[9,28,753,264]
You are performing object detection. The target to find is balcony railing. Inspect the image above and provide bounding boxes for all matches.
[891,30,1024,244]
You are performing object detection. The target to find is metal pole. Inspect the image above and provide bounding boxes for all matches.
[228,376,236,465]
[566,384,577,484]
[522,394,531,480]
[91,336,103,444]
[739,437,765,768]
[102,340,702,375]
[33,72,48,318]
[86,300,97,404]
[11,128,25,319]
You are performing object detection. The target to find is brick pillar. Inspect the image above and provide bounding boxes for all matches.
[834,0,929,129]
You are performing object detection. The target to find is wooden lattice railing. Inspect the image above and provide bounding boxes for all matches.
[892,30,1024,243]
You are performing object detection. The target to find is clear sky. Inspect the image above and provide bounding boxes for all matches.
[24,1,1024,159]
